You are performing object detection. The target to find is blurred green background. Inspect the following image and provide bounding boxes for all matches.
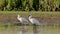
[0,0,60,11]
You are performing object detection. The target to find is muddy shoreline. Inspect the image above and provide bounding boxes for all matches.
[0,14,60,25]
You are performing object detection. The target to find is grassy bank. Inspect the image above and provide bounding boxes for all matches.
[0,11,60,24]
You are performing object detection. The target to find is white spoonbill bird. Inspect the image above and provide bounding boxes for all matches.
[17,14,30,24]
[28,14,41,25]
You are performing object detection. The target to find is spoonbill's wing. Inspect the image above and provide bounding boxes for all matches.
[21,18,30,24]
[31,18,41,25]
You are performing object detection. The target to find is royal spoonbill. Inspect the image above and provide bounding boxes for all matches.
[17,14,30,34]
[28,14,41,25]
[17,14,30,24]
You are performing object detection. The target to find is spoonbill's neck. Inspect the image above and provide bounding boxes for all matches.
[17,15,21,19]
[29,15,32,19]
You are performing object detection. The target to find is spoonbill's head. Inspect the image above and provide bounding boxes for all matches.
[18,14,22,17]
[17,14,22,19]
[28,14,32,17]
[28,14,32,19]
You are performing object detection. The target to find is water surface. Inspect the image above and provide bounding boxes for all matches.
[0,24,60,34]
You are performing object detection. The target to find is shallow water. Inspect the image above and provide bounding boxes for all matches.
[0,24,60,34]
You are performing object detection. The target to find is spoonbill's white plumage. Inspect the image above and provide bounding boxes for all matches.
[28,14,41,25]
[17,14,30,24]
